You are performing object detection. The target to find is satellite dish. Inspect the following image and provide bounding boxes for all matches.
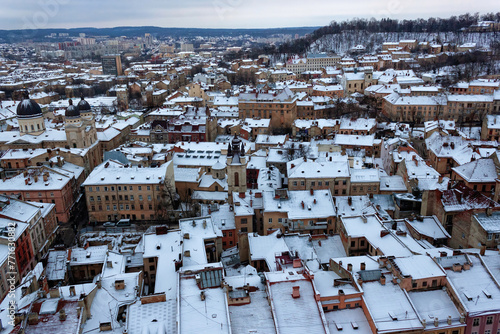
[396,278,401,283]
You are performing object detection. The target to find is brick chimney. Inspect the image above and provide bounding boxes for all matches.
[291,286,300,298]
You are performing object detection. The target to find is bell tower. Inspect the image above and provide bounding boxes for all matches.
[227,134,247,199]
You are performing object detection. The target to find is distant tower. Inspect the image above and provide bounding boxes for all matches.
[226,134,247,198]
[17,91,45,136]
[116,89,129,110]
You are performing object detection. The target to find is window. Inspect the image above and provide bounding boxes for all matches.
[97,196,101,201]
[139,195,143,201]
[241,218,247,224]
[90,196,94,202]
[147,195,152,201]
[241,227,248,232]
[147,186,151,191]
[88,187,92,192]
[486,316,493,325]
[138,186,142,191]
[268,218,272,224]
[473,318,480,326]
[234,172,239,187]
[130,195,134,200]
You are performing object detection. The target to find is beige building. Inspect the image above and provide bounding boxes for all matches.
[82,160,175,223]
[238,88,297,129]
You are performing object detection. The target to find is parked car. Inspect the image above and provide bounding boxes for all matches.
[116,219,131,227]
[103,221,116,227]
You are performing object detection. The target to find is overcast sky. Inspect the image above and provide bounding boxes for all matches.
[1,0,497,30]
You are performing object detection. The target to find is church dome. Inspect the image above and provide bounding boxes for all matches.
[77,96,91,112]
[17,98,42,119]
[65,99,80,118]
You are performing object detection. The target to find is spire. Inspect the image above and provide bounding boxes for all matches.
[240,142,245,156]
[227,142,232,157]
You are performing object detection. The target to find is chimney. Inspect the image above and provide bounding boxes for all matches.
[480,244,486,256]
[486,207,493,217]
[452,263,462,272]
[69,286,76,297]
[310,189,314,195]
[59,309,66,321]
[360,262,366,270]
[200,291,206,301]
[292,286,300,298]
[447,316,452,325]
[434,317,439,327]
[463,262,471,270]
[380,230,390,238]
[114,279,125,290]
[43,173,48,182]
[347,263,353,271]
[380,274,386,285]
[422,319,426,328]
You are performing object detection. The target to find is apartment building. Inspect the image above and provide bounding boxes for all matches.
[286,53,341,73]
[238,87,297,128]
[0,164,85,223]
[82,159,175,223]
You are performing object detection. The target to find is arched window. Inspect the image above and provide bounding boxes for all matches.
[234,172,239,187]
[37,123,40,130]
[31,125,34,131]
